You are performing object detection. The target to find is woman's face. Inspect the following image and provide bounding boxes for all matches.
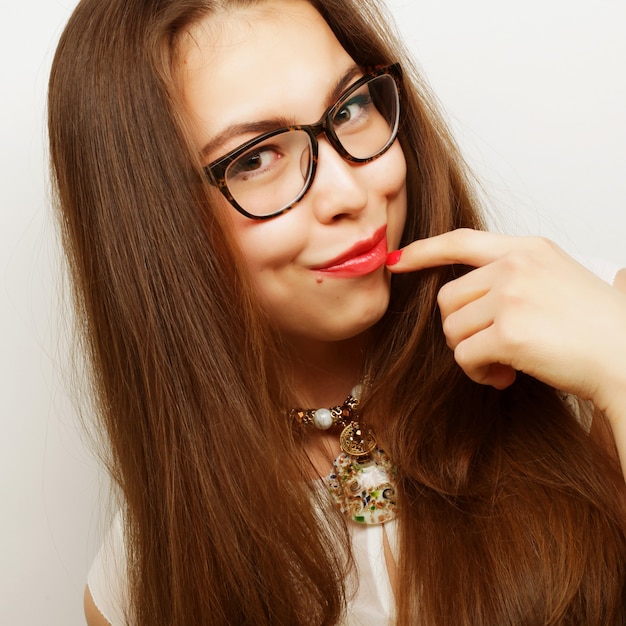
[182,0,407,345]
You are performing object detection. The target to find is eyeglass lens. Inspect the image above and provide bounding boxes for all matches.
[224,73,399,218]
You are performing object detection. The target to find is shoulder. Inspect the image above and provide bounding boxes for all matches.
[84,585,113,626]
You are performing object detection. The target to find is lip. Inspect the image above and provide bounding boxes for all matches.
[312,226,388,278]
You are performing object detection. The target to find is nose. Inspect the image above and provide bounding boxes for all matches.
[307,137,368,224]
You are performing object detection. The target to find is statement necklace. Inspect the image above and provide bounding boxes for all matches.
[289,385,397,525]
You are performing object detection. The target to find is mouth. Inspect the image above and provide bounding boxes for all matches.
[312,226,388,278]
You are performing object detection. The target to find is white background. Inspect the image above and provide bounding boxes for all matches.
[1,1,624,624]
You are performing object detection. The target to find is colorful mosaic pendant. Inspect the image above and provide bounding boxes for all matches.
[325,447,397,524]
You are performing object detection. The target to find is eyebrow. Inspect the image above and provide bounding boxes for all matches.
[200,64,363,160]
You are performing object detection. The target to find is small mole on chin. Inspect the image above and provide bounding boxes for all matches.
[315,275,324,285]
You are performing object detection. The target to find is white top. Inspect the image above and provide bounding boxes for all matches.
[86,257,622,625]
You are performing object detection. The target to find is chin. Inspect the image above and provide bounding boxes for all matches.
[302,296,390,343]
[329,282,391,339]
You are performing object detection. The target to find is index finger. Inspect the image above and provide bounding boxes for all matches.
[386,229,514,272]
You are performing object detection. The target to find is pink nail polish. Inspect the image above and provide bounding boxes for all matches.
[386,249,402,266]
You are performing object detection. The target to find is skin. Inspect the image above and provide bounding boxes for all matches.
[387,230,626,478]
[182,0,407,407]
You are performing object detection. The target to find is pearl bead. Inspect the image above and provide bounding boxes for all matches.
[351,384,363,400]
[313,408,333,430]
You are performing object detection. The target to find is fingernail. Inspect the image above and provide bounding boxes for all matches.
[386,250,403,266]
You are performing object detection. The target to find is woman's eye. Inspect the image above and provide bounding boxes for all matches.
[229,147,280,179]
[333,94,371,126]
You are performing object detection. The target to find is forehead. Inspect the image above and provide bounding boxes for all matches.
[181,0,356,153]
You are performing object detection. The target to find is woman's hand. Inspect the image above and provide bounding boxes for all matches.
[386,229,626,428]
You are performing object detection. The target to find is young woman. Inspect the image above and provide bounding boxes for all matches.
[48,0,626,624]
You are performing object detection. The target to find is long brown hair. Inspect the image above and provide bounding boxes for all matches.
[48,0,626,624]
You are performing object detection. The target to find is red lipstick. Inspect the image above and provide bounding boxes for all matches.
[313,227,388,278]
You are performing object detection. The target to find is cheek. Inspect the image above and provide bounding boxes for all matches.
[222,204,309,308]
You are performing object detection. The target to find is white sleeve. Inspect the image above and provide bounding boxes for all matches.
[87,514,129,626]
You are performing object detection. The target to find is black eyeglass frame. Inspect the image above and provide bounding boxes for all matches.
[204,63,403,220]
